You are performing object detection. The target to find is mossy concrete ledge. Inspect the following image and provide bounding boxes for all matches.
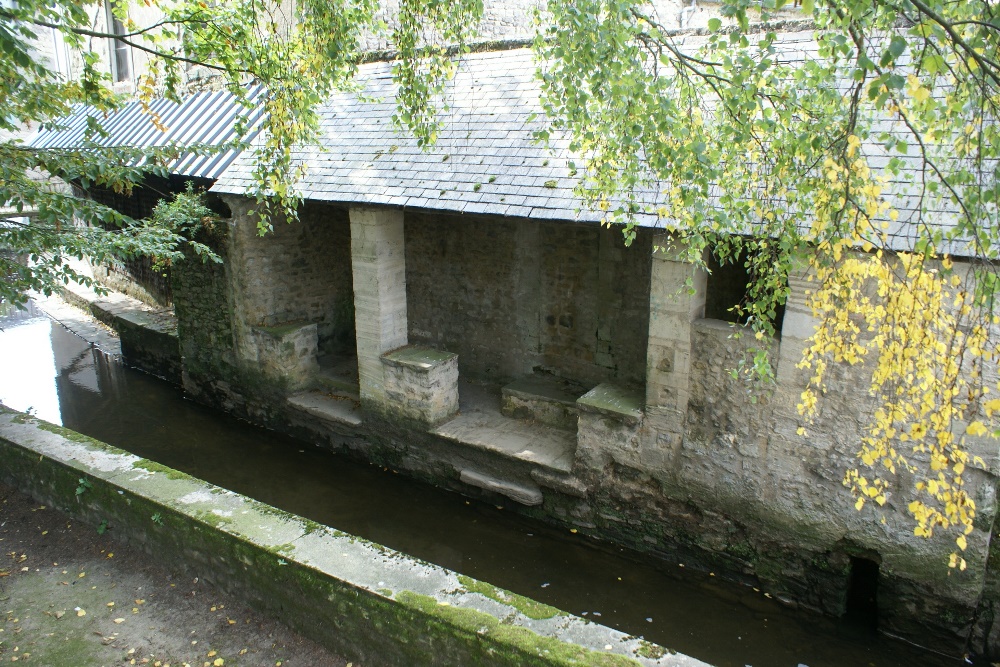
[0,407,707,667]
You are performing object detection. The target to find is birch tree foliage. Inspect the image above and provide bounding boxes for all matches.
[0,0,482,305]
[535,0,1000,567]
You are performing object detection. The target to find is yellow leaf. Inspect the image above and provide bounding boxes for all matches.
[214,660,225,667]
[76,609,86,617]
[855,497,865,511]
[957,535,968,551]
[966,421,988,437]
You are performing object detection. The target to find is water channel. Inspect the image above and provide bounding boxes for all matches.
[0,303,962,667]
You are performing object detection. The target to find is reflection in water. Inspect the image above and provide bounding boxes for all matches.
[0,312,963,667]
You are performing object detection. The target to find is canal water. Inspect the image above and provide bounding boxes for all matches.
[0,304,962,667]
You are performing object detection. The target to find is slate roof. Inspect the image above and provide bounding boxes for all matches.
[210,36,995,256]
[27,86,268,181]
[212,47,614,223]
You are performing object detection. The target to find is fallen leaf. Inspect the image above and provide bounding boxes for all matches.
[114,618,125,624]
[76,609,86,617]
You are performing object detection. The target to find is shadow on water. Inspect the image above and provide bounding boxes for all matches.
[0,311,966,667]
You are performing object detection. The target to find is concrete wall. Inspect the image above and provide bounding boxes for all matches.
[406,211,650,387]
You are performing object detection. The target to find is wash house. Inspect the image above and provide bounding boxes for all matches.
[30,39,1000,658]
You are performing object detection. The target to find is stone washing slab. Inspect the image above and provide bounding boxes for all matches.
[381,344,457,370]
[577,383,645,426]
[0,404,706,666]
[432,409,576,473]
[501,375,586,431]
[287,391,363,427]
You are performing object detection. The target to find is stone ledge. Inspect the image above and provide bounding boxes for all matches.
[460,468,544,506]
[0,407,692,666]
[577,383,645,426]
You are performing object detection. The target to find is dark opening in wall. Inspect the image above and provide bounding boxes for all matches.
[845,556,880,629]
[703,251,786,332]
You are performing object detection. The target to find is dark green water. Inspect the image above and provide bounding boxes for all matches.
[0,306,961,667]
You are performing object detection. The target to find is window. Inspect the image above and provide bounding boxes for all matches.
[704,249,786,331]
[105,0,131,82]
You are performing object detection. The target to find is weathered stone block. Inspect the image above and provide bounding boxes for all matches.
[381,345,459,425]
[249,321,319,392]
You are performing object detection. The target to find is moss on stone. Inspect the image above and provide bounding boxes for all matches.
[636,640,666,659]
[396,591,641,666]
[35,421,109,448]
[457,575,562,620]
[132,458,190,480]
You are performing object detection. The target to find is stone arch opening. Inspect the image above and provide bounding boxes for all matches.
[845,555,880,629]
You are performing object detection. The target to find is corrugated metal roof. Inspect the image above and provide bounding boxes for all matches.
[27,86,268,181]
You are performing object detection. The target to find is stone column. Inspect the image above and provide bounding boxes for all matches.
[350,207,408,409]
[644,235,707,434]
[638,234,708,470]
[775,267,818,383]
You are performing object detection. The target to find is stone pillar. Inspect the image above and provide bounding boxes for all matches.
[350,207,408,409]
[775,267,818,383]
[644,235,707,432]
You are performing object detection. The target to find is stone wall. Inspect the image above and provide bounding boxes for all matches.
[405,211,650,388]
[225,198,355,368]
[171,222,239,406]
[76,176,191,307]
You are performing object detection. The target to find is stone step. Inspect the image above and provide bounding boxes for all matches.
[287,391,363,427]
[459,469,543,506]
[500,375,587,431]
